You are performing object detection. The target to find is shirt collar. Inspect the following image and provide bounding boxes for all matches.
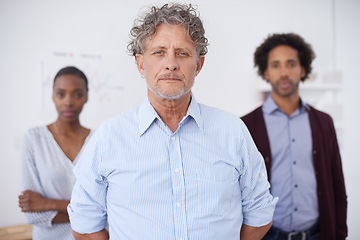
[263,95,309,114]
[138,94,204,136]
[138,97,158,136]
[185,95,204,134]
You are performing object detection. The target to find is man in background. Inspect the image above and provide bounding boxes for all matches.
[242,33,347,240]
[67,3,277,240]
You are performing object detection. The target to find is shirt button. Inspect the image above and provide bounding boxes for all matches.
[175,168,180,173]
[171,136,176,141]
[295,184,298,188]
[177,202,181,208]
[294,208,298,212]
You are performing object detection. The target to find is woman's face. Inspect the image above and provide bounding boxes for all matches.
[52,74,88,122]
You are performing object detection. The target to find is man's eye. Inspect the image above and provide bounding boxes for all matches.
[56,92,64,97]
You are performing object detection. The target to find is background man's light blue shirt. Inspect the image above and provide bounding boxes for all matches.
[263,96,318,232]
[68,96,277,240]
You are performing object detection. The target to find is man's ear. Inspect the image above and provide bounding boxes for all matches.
[195,55,205,76]
[264,69,269,81]
[136,54,144,76]
[301,66,306,79]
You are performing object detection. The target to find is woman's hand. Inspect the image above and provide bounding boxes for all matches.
[19,190,50,212]
[19,190,71,223]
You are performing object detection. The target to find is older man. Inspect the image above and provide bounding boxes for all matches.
[68,3,277,240]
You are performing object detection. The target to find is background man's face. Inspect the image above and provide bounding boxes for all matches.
[264,45,305,98]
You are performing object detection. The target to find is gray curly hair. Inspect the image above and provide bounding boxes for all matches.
[127,3,209,57]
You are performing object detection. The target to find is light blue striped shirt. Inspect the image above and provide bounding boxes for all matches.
[68,96,277,239]
[263,96,318,232]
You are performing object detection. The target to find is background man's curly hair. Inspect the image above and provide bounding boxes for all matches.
[254,33,316,81]
[127,3,209,58]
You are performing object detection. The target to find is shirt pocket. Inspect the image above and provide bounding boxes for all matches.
[196,166,238,215]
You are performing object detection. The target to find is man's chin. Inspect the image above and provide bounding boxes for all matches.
[158,93,185,101]
[152,89,189,101]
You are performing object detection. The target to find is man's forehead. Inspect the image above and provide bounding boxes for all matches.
[144,24,196,50]
[268,46,299,61]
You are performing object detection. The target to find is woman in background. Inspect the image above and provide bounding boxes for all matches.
[18,66,92,240]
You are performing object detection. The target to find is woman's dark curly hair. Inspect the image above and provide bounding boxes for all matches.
[254,33,315,81]
[127,3,208,58]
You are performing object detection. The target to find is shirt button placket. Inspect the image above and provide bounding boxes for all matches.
[170,134,187,240]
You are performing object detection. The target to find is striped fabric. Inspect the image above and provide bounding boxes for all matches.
[20,126,92,240]
[68,96,277,240]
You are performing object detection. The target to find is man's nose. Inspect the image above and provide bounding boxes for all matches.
[165,53,179,71]
[280,66,289,77]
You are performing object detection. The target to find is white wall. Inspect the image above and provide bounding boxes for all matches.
[0,0,359,238]
[336,1,360,239]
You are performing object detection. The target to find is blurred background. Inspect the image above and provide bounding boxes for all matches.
[0,0,359,238]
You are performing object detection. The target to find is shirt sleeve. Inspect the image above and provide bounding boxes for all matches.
[67,130,108,234]
[238,121,278,227]
[20,129,58,228]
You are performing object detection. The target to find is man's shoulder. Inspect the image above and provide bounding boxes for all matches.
[97,107,140,133]
[308,105,333,122]
[241,106,263,123]
[197,103,249,137]
[199,103,241,123]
